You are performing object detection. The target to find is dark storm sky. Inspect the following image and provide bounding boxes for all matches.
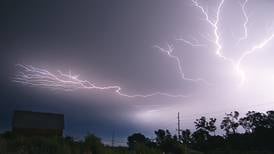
[2,0,274,144]
[1,0,195,141]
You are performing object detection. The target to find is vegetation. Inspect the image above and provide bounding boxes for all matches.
[0,110,274,154]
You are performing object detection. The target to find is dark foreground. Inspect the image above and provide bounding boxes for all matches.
[0,131,273,154]
[1,110,274,154]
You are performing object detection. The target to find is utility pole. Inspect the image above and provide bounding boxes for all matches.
[111,130,115,147]
[177,112,182,141]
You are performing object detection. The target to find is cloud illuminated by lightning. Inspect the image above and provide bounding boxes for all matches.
[13,64,189,98]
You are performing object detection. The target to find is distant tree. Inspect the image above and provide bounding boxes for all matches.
[207,118,217,136]
[84,133,104,154]
[127,133,148,150]
[64,136,74,143]
[154,129,184,153]
[239,111,267,133]
[154,129,171,146]
[181,129,192,144]
[266,110,274,128]
[191,129,209,150]
[194,117,207,131]
[238,110,274,133]
[220,111,240,135]
[195,116,217,135]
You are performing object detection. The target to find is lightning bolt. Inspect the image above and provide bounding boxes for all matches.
[13,64,189,98]
[153,0,232,88]
[235,0,274,85]
[153,0,230,87]
[236,32,274,85]
[13,0,274,98]
[238,0,249,43]
[191,0,233,62]
[153,44,211,85]
[176,37,206,47]
[189,0,274,86]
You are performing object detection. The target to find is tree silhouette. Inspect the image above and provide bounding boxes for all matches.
[181,129,192,144]
[191,129,209,150]
[239,111,267,133]
[84,133,104,154]
[207,118,217,135]
[154,129,167,146]
[266,111,274,128]
[194,116,207,131]
[127,133,148,150]
[194,116,217,135]
[154,129,184,153]
[220,111,239,135]
[2,110,274,153]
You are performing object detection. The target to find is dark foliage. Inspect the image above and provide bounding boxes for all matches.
[189,110,274,153]
[1,110,274,154]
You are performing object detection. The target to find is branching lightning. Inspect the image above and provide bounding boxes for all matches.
[153,0,230,87]
[13,0,274,98]
[235,0,274,85]
[153,44,211,85]
[13,64,189,98]
[176,37,206,47]
[191,0,233,62]
[188,0,274,86]
[236,32,274,85]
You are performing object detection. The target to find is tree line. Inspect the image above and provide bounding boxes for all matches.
[127,110,274,153]
[0,110,274,154]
